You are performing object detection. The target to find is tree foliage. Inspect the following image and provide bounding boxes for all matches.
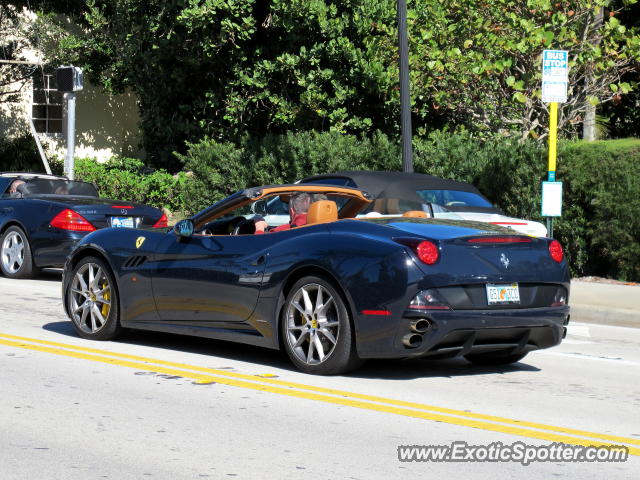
[0,5,38,104]
[24,0,640,168]
[403,0,640,140]
[602,0,640,137]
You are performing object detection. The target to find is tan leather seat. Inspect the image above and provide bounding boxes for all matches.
[402,210,428,218]
[385,198,400,214]
[307,200,338,224]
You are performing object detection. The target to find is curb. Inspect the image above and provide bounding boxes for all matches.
[569,304,640,329]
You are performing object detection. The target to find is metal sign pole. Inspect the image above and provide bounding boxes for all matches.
[547,101,558,238]
[397,0,413,173]
[541,50,568,238]
[64,92,76,180]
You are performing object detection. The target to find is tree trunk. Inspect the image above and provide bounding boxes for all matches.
[582,7,604,141]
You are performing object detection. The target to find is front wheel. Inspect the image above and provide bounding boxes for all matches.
[66,256,122,340]
[281,276,362,375]
[464,351,528,366]
[0,226,39,278]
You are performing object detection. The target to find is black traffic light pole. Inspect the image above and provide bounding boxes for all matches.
[397,0,413,173]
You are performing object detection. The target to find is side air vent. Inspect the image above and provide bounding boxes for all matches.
[123,255,147,268]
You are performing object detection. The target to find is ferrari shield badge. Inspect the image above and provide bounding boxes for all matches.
[136,236,146,249]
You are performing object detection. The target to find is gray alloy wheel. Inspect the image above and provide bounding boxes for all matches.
[0,226,38,278]
[67,256,122,340]
[282,276,362,375]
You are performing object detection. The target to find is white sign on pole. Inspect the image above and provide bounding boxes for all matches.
[542,50,568,103]
[541,181,563,217]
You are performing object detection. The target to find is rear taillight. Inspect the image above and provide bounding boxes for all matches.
[551,287,568,307]
[408,290,451,310]
[467,236,532,243]
[549,239,564,263]
[153,213,168,228]
[50,209,96,232]
[394,237,440,265]
[416,241,439,265]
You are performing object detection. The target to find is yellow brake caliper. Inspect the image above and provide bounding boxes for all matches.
[101,282,110,318]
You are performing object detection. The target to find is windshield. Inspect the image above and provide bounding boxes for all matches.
[415,189,493,208]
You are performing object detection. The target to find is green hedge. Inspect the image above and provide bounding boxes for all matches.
[73,157,187,213]
[557,139,640,282]
[174,131,399,213]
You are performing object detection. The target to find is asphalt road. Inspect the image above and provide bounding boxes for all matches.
[1,273,639,479]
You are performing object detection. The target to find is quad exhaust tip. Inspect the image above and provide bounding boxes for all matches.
[409,318,432,334]
[402,333,423,349]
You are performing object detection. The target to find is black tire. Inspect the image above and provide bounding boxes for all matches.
[0,225,39,279]
[464,351,528,366]
[66,256,123,340]
[281,276,363,375]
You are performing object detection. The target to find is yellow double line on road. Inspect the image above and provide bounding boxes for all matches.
[1,331,639,456]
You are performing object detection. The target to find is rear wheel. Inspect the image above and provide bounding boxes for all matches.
[281,276,362,375]
[0,226,39,278]
[464,351,528,366]
[66,256,122,340]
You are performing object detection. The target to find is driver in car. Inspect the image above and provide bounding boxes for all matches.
[254,192,312,234]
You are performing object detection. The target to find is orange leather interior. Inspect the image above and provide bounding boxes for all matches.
[307,200,338,224]
[402,210,428,218]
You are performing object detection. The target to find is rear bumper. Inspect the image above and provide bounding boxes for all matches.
[356,306,570,359]
[31,229,89,267]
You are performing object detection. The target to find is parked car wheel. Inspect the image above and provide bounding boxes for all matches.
[66,256,122,340]
[464,351,528,366]
[0,226,39,278]
[282,276,362,375]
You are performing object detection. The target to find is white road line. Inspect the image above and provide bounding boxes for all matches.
[532,350,640,367]
[561,339,593,345]
[571,321,640,333]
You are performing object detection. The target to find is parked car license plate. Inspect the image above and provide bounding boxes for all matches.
[486,283,520,305]
[111,216,135,228]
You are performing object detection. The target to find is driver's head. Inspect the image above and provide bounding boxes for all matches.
[8,179,25,194]
[289,192,312,216]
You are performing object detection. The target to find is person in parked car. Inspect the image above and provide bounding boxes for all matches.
[7,179,26,196]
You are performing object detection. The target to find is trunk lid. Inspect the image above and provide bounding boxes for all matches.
[35,196,164,229]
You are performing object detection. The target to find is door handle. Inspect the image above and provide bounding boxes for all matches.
[250,255,265,266]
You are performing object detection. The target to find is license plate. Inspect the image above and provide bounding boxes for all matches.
[111,216,135,228]
[486,283,520,305]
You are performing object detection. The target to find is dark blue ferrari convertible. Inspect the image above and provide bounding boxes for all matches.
[62,184,570,374]
[1,173,167,278]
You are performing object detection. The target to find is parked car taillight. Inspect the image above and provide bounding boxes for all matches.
[153,213,168,228]
[50,209,96,232]
[548,240,564,263]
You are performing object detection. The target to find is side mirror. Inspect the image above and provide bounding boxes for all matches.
[173,219,194,238]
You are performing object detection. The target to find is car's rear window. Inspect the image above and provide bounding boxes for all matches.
[6,178,98,197]
[416,189,493,208]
